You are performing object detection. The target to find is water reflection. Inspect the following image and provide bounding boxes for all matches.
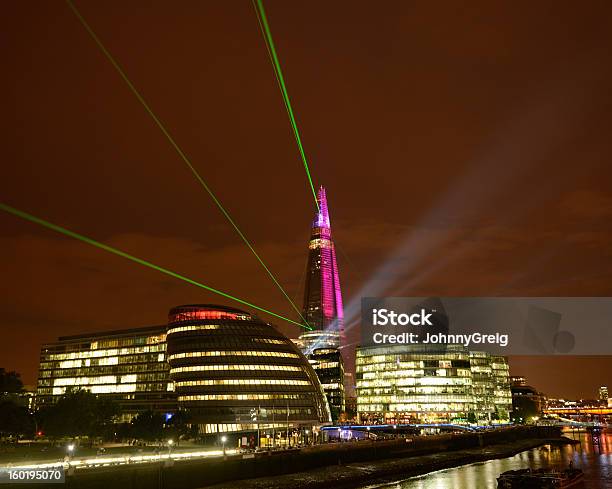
[367,431,612,489]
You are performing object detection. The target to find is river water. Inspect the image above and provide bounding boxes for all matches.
[364,431,612,489]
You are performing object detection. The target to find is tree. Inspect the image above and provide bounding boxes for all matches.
[329,405,341,423]
[165,410,196,441]
[0,369,24,394]
[130,410,164,441]
[0,400,35,438]
[94,397,120,438]
[38,389,118,439]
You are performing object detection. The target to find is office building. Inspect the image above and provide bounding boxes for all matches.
[307,348,345,417]
[36,325,175,420]
[355,344,512,424]
[510,375,544,423]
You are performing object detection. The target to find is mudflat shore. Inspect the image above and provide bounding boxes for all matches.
[206,438,554,489]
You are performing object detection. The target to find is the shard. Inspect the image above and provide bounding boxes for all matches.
[299,186,344,349]
[296,186,345,417]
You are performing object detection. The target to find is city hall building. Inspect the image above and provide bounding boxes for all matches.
[167,304,330,434]
[36,305,331,433]
[355,344,512,424]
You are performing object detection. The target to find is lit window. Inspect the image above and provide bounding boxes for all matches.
[170,364,302,374]
[175,379,310,387]
[168,351,299,360]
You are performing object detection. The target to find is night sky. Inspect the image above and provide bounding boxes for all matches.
[2,1,611,399]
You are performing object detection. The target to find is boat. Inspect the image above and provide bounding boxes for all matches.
[497,467,584,488]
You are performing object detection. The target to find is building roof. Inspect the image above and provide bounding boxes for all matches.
[56,324,167,342]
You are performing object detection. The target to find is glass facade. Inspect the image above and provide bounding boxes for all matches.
[297,186,346,417]
[307,348,345,419]
[294,331,341,352]
[36,325,176,420]
[355,344,512,424]
[301,186,344,342]
[167,304,331,434]
[491,355,513,420]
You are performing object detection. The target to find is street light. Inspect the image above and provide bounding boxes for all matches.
[221,435,227,456]
[167,439,174,454]
[66,443,75,462]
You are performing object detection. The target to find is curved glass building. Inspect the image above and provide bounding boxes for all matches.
[167,305,331,435]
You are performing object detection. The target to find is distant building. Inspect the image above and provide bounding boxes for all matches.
[510,376,544,423]
[355,344,512,424]
[510,376,527,387]
[598,386,609,403]
[9,388,35,411]
[344,372,356,398]
[344,396,357,422]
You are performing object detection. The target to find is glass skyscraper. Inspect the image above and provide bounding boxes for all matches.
[299,186,344,349]
[296,187,346,419]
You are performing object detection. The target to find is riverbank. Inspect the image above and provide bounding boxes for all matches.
[3,426,562,488]
[206,438,561,489]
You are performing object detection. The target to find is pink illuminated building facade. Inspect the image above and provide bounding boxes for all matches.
[297,186,346,417]
[300,187,344,348]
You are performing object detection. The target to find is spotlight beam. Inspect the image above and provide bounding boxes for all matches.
[0,202,311,330]
[64,0,310,329]
[252,0,319,211]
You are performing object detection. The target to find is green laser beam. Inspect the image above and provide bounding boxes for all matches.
[253,2,358,291]
[253,1,359,295]
[65,0,310,328]
[252,0,319,212]
[0,202,312,330]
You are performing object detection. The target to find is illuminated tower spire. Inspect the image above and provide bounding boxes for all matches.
[301,187,344,346]
[298,186,346,418]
